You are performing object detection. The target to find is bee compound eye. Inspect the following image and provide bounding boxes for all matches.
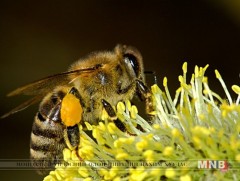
[123,53,140,77]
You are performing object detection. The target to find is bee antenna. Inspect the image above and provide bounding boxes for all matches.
[144,70,158,85]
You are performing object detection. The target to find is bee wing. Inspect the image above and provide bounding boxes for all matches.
[1,95,43,119]
[7,65,102,97]
[2,64,102,119]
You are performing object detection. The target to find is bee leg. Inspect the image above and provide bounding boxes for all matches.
[101,99,127,132]
[69,87,79,96]
[63,125,82,160]
[69,87,86,107]
[136,80,154,119]
[64,124,80,149]
[101,99,117,120]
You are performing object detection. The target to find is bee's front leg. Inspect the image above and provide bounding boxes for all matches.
[101,99,126,132]
[136,80,154,119]
[101,99,117,120]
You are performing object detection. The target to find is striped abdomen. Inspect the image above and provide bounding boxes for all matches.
[30,113,66,175]
[30,91,66,175]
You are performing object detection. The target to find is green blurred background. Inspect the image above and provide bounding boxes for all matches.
[1,0,240,180]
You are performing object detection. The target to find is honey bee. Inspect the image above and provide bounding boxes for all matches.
[2,44,154,175]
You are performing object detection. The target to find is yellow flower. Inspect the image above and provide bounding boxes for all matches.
[44,63,240,181]
[180,174,191,181]
[165,168,176,178]
[163,146,174,156]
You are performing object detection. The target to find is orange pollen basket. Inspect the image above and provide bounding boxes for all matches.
[60,93,82,127]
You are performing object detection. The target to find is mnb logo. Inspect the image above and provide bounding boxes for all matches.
[198,160,228,171]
